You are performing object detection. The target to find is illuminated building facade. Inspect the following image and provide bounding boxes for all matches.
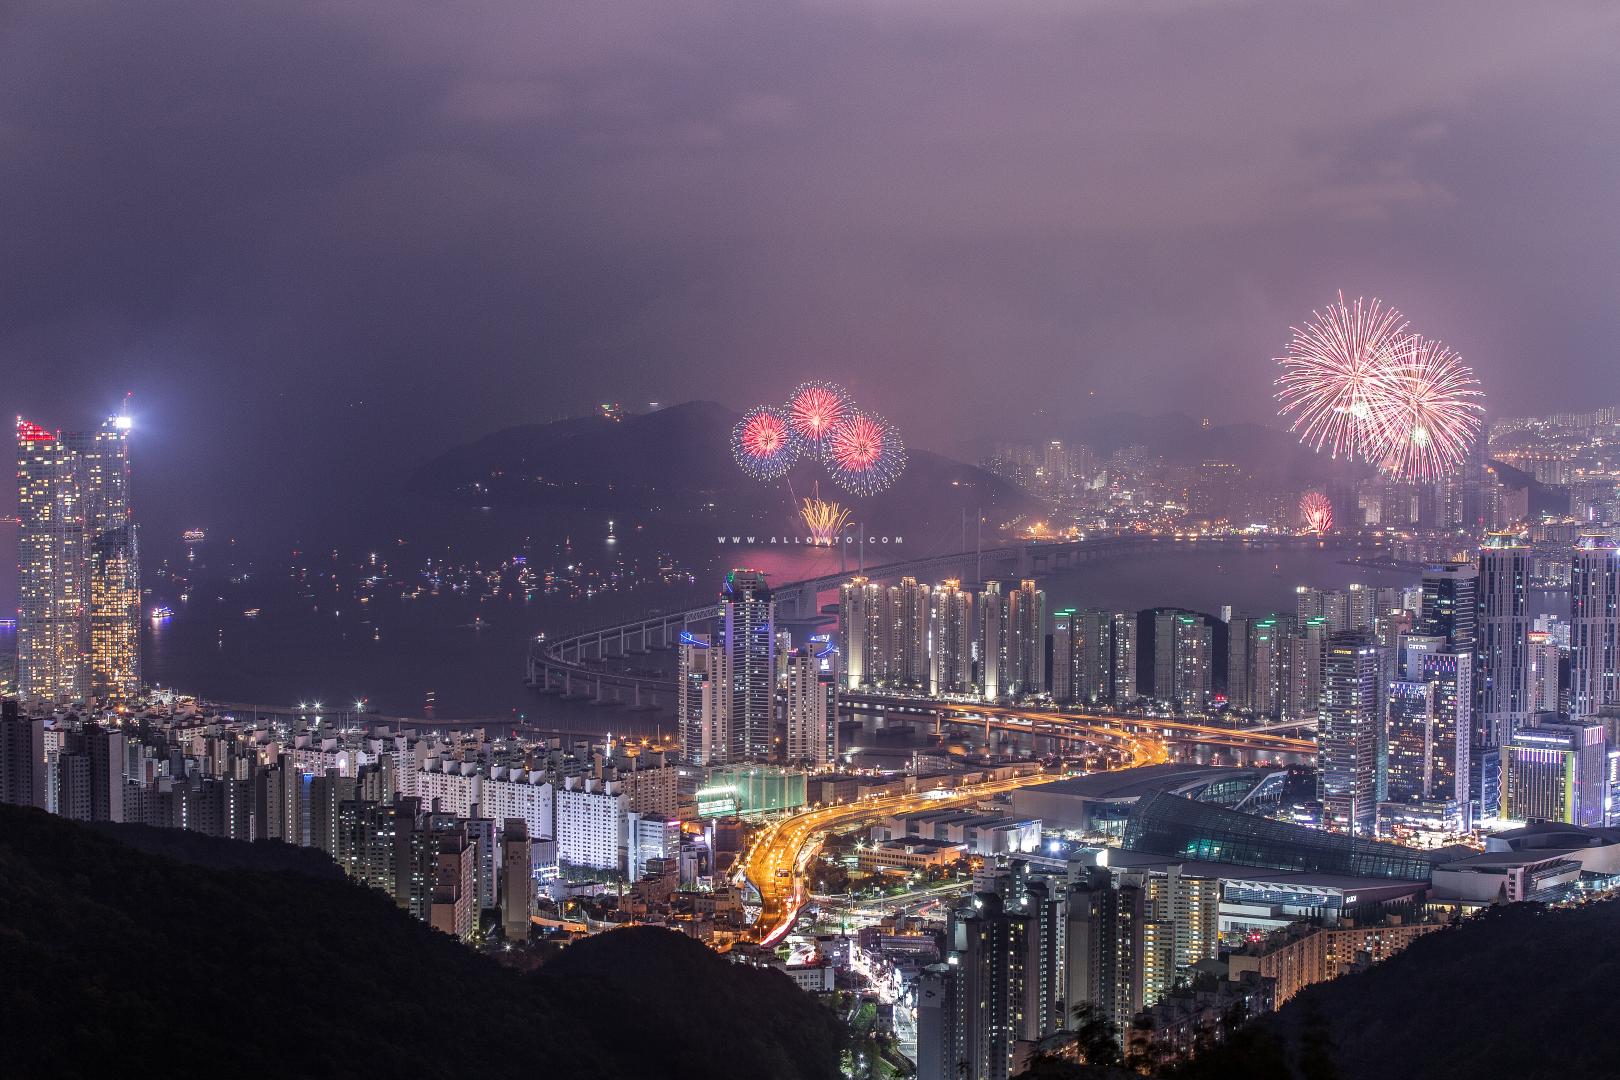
[721,569,775,761]
[1318,632,1380,837]
[1478,536,1531,746]
[1006,579,1045,698]
[1502,719,1606,827]
[928,580,976,696]
[1570,539,1620,720]
[783,647,837,766]
[836,576,881,690]
[16,413,139,703]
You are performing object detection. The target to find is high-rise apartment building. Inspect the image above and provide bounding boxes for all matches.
[500,818,534,939]
[890,576,932,691]
[837,576,882,690]
[1231,614,1295,718]
[922,892,1029,1080]
[1112,612,1138,704]
[979,581,1007,702]
[1049,612,1114,705]
[1051,610,1076,704]
[1319,632,1380,837]
[677,632,723,764]
[1006,580,1045,698]
[1286,617,1330,721]
[1072,609,1116,705]
[929,580,977,696]
[17,414,139,704]
[0,699,48,810]
[1152,611,1211,710]
[1570,539,1620,720]
[783,647,837,766]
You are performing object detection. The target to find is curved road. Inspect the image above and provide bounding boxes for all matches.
[739,724,1170,946]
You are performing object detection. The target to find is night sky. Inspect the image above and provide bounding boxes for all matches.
[3,1,1618,542]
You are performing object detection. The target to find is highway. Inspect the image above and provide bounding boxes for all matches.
[838,694,1316,759]
[738,725,1169,946]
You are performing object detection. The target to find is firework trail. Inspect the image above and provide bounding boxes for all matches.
[1367,334,1484,484]
[1299,491,1333,535]
[825,410,906,497]
[730,405,800,480]
[1275,293,1408,461]
[799,484,853,545]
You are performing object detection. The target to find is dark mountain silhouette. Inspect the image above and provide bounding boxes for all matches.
[1170,900,1620,1080]
[408,400,1041,536]
[0,805,841,1080]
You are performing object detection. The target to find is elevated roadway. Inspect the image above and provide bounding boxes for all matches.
[738,725,1168,945]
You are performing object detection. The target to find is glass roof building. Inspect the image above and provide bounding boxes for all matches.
[1121,791,1439,881]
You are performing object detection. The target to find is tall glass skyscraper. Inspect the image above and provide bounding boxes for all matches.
[721,569,775,762]
[16,413,139,703]
[1570,538,1620,720]
[1318,631,1380,837]
[1477,536,1530,747]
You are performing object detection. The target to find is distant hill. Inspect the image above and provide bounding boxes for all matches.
[1052,411,1363,482]
[0,805,842,1080]
[1171,901,1620,1080]
[408,400,1042,536]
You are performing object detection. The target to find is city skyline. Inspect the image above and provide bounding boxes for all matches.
[8,5,1620,1078]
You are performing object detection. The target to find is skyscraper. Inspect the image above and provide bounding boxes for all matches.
[945,892,1029,1080]
[889,576,931,690]
[979,581,1007,702]
[783,647,837,766]
[676,632,722,764]
[721,569,775,761]
[1050,609,1077,704]
[1478,536,1531,747]
[1319,631,1380,837]
[1418,649,1473,828]
[16,413,139,703]
[1073,609,1116,706]
[1286,617,1330,721]
[837,576,883,690]
[1419,562,1479,652]
[1111,612,1138,704]
[929,580,976,696]
[1227,615,1252,712]
[1503,719,1607,827]
[1383,680,1436,804]
[1006,579,1045,698]
[1570,539,1619,720]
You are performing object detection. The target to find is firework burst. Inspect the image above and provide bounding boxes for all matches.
[730,405,800,480]
[786,381,853,451]
[1274,293,1408,461]
[799,485,853,545]
[825,410,906,497]
[1367,335,1484,484]
[1299,491,1333,535]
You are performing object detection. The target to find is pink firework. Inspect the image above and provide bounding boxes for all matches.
[731,406,800,481]
[786,381,853,448]
[1299,491,1333,535]
[825,411,906,497]
[1367,335,1484,484]
[1275,293,1408,461]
